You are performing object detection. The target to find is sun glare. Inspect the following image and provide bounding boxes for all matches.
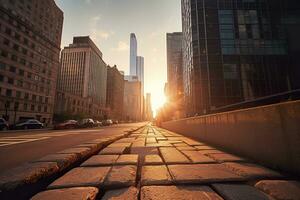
[151,91,167,117]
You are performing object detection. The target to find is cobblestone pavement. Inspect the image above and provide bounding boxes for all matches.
[31,125,300,200]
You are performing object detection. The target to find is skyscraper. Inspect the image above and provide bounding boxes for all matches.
[166,32,183,101]
[130,33,137,76]
[0,0,63,124]
[181,0,300,117]
[56,36,107,118]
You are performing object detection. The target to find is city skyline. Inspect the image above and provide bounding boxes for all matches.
[54,0,182,114]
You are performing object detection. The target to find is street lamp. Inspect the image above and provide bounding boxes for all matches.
[14,102,19,124]
[4,101,9,121]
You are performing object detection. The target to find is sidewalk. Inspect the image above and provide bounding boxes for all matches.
[31,125,300,200]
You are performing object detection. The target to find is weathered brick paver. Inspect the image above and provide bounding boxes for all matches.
[181,151,216,163]
[81,155,119,167]
[23,125,295,199]
[168,164,244,184]
[212,183,275,200]
[99,147,127,155]
[141,165,172,185]
[141,185,223,200]
[223,162,283,179]
[159,147,190,164]
[116,155,139,165]
[255,180,300,200]
[102,187,138,200]
[31,187,99,200]
[48,167,110,189]
[144,155,164,165]
[104,165,137,187]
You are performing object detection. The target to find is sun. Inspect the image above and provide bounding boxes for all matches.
[150,91,167,117]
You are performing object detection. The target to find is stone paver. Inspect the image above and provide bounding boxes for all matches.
[159,147,190,164]
[31,187,99,200]
[101,187,138,200]
[176,146,196,151]
[223,162,283,179]
[58,147,92,159]
[81,155,119,167]
[212,183,274,200]
[99,147,127,155]
[168,164,244,184]
[146,138,157,144]
[33,153,77,170]
[130,147,159,156]
[104,165,137,187]
[207,153,246,163]
[141,185,223,200]
[181,151,216,163]
[255,180,300,200]
[48,167,110,189]
[144,155,164,165]
[200,150,227,154]
[108,143,132,148]
[146,142,173,147]
[141,165,172,185]
[116,154,138,165]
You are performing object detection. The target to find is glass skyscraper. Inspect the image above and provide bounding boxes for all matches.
[182,0,300,116]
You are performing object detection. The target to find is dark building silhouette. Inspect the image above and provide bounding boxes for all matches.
[181,0,300,116]
[106,65,124,120]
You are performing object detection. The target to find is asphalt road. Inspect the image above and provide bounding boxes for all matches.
[0,122,146,173]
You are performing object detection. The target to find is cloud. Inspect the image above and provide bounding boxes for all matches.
[89,15,114,41]
[111,41,129,51]
[84,0,92,4]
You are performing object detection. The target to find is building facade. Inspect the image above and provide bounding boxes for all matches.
[144,93,153,120]
[123,80,141,121]
[0,0,63,124]
[167,32,183,100]
[56,36,107,118]
[182,0,300,116]
[130,33,137,76]
[106,65,124,120]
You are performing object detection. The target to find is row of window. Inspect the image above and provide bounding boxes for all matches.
[3,100,49,113]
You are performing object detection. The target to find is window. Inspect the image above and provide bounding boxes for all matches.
[19,69,24,76]
[24,93,29,100]
[24,103,28,111]
[0,74,4,82]
[1,50,8,57]
[7,78,14,84]
[0,62,5,70]
[16,91,21,98]
[224,64,238,79]
[6,89,12,97]
[9,66,16,73]
[31,105,35,111]
[32,94,36,101]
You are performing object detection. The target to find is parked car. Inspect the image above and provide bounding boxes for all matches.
[0,118,9,131]
[95,120,103,127]
[13,119,44,130]
[77,118,95,128]
[102,119,113,126]
[54,120,78,130]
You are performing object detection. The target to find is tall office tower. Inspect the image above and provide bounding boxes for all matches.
[106,65,124,120]
[130,33,137,76]
[181,0,300,117]
[136,56,144,118]
[166,32,183,101]
[123,80,141,121]
[0,0,63,124]
[57,36,107,115]
[145,93,153,120]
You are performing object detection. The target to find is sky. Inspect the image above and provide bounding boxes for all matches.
[54,0,182,115]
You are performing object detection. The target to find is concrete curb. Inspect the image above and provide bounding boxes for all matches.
[0,126,145,200]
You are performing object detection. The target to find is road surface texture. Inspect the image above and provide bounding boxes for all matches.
[0,123,145,172]
[28,124,299,200]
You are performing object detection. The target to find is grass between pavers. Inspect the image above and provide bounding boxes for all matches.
[0,125,146,200]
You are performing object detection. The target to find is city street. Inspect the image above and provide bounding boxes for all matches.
[0,122,146,172]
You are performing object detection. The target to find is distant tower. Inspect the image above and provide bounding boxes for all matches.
[130,33,137,76]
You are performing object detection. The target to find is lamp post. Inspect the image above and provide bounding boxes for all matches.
[4,101,9,121]
[14,102,19,124]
